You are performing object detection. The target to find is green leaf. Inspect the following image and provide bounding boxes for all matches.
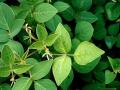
[74,41,105,65]
[30,60,53,80]
[94,71,105,82]
[108,23,119,36]
[36,24,48,41]
[71,38,80,53]
[93,25,107,40]
[108,57,120,73]
[26,58,39,65]
[116,33,120,48]
[76,11,98,23]
[0,66,10,77]
[73,57,101,73]
[33,3,58,23]
[34,79,57,90]
[54,23,71,53]
[12,77,32,90]
[0,84,11,90]
[29,41,44,50]
[45,33,59,46]
[9,19,25,38]
[105,36,117,49]
[94,61,109,71]
[60,70,74,90]
[13,64,33,74]
[0,3,15,30]
[1,45,14,65]
[60,7,75,21]
[0,29,10,42]
[105,70,116,84]
[83,83,116,90]
[71,0,92,10]
[16,10,29,19]
[0,0,6,2]
[45,15,62,32]
[105,2,120,21]
[5,40,24,56]
[19,0,44,10]
[75,21,94,41]
[52,55,71,86]
[53,1,69,12]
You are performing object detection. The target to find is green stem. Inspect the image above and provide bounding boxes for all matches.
[27,50,38,57]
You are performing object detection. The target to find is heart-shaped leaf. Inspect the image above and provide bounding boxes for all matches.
[74,41,105,65]
[33,3,58,23]
[52,55,71,86]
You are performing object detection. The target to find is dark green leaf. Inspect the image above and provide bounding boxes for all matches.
[53,1,69,12]
[45,15,62,32]
[75,21,94,41]
[108,23,119,36]
[73,57,100,73]
[76,11,98,23]
[71,0,92,10]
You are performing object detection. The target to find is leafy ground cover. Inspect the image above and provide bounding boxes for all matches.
[0,0,120,90]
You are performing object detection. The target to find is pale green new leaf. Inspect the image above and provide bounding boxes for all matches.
[29,41,44,50]
[52,55,72,86]
[36,24,48,41]
[33,3,58,23]
[1,45,15,65]
[54,23,71,53]
[30,60,53,80]
[53,1,70,12]
[45,33,59,46]
[34,79,57,90]
[74,41,105,65]
[12,77,32,90]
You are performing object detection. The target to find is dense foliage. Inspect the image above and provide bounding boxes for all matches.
[0,0,120,90]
